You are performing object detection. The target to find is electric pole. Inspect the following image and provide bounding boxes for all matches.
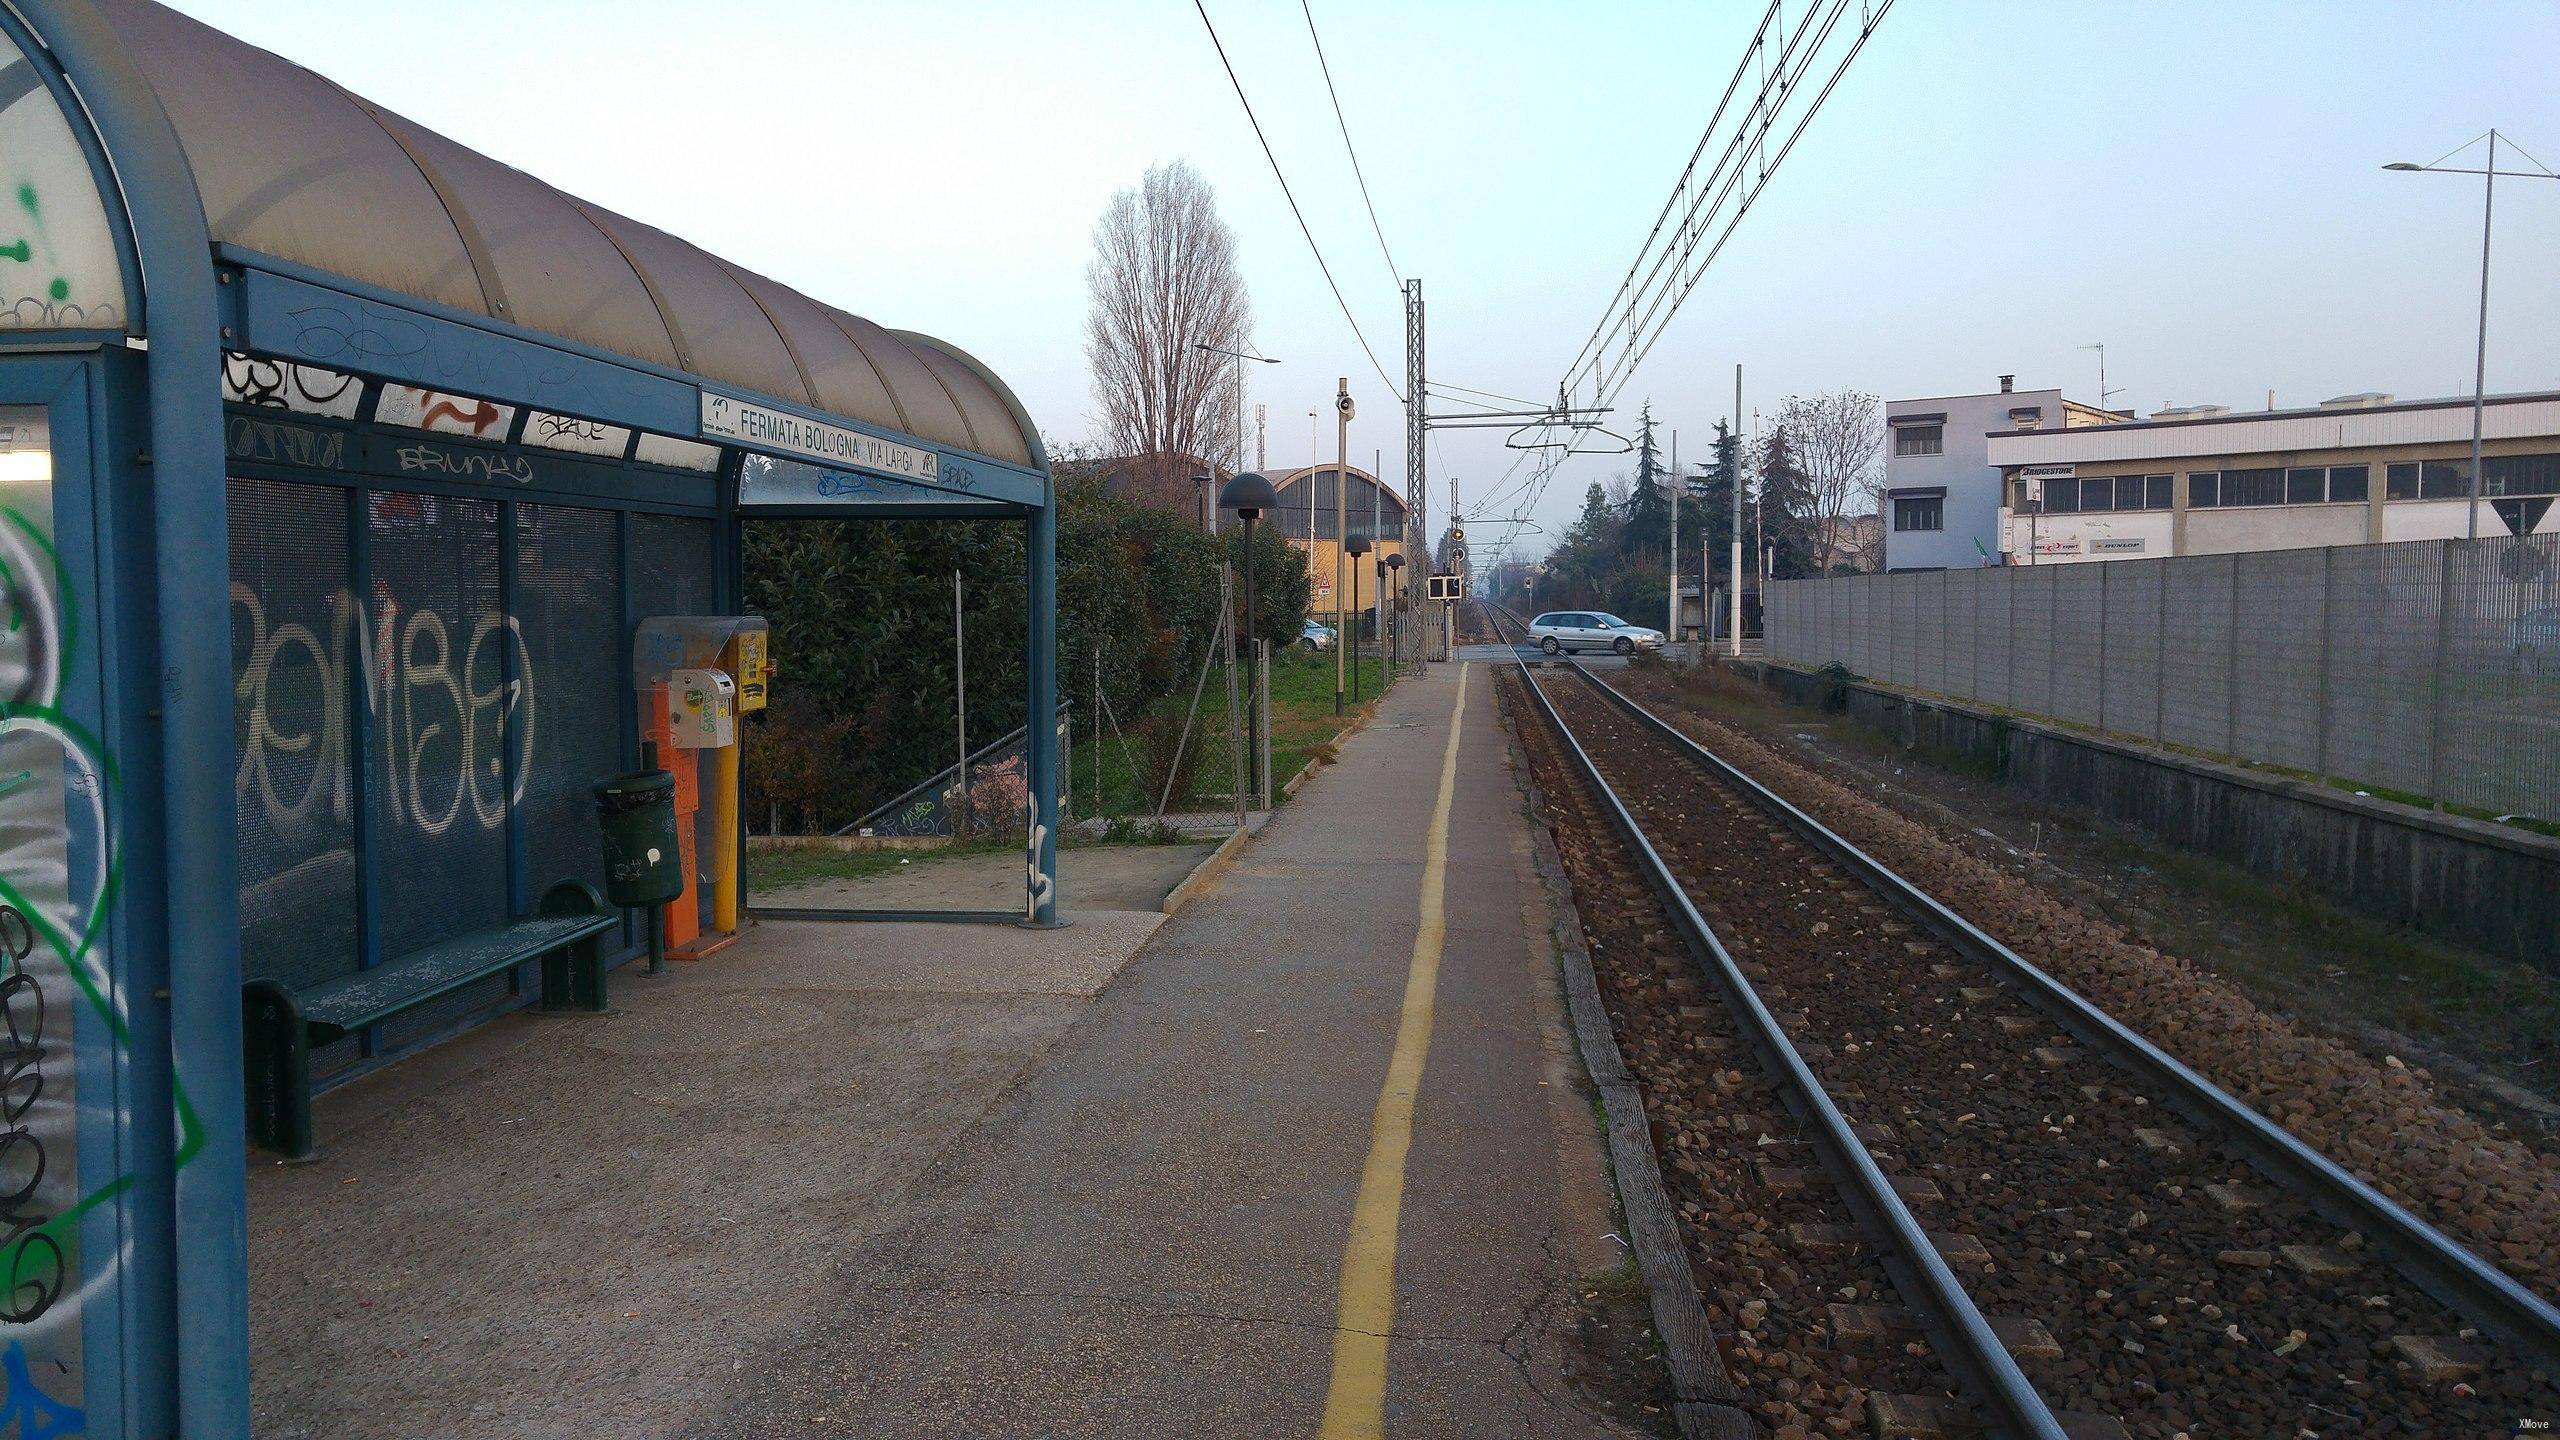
[1731,363,1744,659]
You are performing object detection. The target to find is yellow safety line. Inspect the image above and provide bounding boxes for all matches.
[1317,662,1470,1440]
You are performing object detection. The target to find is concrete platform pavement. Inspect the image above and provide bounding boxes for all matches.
[246,659,1646,1438]
[691,659,1642,1437]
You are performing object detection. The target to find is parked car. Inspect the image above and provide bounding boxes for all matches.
[1526,611,1666,656]
[2513,605,2560,675]
[1299,619,1337,652]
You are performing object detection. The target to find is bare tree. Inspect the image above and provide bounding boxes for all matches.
[1777,390,1884,574]
[1084,161,1250,511]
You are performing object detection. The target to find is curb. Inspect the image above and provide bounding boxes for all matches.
[1160,818,1258,917]
[1497,676,1759,1440]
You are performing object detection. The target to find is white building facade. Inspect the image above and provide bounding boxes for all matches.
[1884,377,2115,571]
[1989,391,2560,563]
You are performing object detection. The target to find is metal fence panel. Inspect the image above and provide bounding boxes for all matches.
[2048,564,2104,727]
[2158,553,2234,751]
[2228,549,2328,772]
[1758,532,2558,820]
[2102,558,2166,739]
[2322,540,2437,798]
[1978,568,2013,707]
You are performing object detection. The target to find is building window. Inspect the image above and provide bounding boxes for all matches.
[2386,462,2417,500]
[2078,476,2113,512]
[2328,465,2369,503]
[2485,453,2560,496]
[2145,474,2174,510]
[2044,478,2080,513]
[2286,467,2325,504]
[1892,495,1944,531]
[2116,475,2150,510]
[2224,468,2285,506]
[1894,424,1943,457]
[2421,460,2468,499]
[2189,472,2220,507]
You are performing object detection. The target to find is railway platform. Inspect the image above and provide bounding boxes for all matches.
[248,659,1648,1438]
[690,657,1636,1436]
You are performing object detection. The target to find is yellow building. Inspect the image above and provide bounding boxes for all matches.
[1269,463,1411,628]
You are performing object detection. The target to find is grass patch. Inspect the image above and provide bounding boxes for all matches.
[1588,1254,1649,1308]
[744,837,1016,893]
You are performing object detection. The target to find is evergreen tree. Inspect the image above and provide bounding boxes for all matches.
[1621,402,1670,559]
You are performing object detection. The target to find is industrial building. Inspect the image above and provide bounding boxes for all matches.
[1989,390,2560,562]
[1884,376,2117,571]
[1268,462,1410,621]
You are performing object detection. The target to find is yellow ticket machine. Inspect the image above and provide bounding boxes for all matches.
[634,616,769,959]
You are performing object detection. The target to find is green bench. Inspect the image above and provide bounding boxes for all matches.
[242,879,619,1160]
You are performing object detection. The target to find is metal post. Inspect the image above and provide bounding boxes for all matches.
[2314,546,2336,774]
[1093,646,1104,814]
[1224,562,1245,833]
[1668,429,1681,643]
[1731,363,1745,657]
[2153,561,2169,743]
[953,569,968,837]
[1413,278,1433,579]
[1240,510,1263,804]
[2462,132,2498,541]
[2424,539,2460,809]
[1334,377,1352,714]
[1025,501,1062,924]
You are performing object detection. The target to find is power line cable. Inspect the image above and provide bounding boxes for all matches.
[1193,0,1407,403]
[1301,0,1401,288]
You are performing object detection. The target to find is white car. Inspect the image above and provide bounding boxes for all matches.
[2513,605,2560,675]
[1526,610,1666,656]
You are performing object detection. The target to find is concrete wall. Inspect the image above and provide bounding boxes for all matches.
[1740,659,2560,972]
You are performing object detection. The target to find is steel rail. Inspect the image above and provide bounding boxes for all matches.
[1560,652,2560,1378]
[1480,604,2071,1440]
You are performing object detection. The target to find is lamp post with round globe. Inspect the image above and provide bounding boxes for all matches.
[1220,471,1280,802]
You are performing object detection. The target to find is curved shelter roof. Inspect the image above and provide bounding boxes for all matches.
[91,0,1035,469]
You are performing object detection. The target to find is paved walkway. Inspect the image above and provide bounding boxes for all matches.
[247,660,1634,1437]
[693,660,1631,1436]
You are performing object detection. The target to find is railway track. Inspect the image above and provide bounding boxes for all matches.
[1479,601,2559,1438]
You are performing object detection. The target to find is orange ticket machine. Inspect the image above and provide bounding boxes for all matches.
[633,616,772,958]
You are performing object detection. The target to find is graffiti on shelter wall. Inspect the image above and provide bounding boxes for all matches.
[0,407,108,1431]
[232,580,538,843]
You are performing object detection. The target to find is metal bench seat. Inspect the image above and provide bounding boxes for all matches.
[243,879,618,1159]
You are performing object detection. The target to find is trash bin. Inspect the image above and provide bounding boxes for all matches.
[595,767,683,972]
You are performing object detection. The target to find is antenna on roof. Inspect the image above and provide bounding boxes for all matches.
[2079,343,2124,410]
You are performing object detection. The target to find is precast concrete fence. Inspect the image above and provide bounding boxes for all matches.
[1762,533,2560,821]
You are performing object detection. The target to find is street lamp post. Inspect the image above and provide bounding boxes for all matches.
[2385,130,2560,541]
[1333,379,1356,716]
[1346,532,1371,704]
[1194,341,1280,533]
[1386,551,1406,681]
[1220,471,1280,805]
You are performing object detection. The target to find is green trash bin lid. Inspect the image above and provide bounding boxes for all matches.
[593,769,675,815]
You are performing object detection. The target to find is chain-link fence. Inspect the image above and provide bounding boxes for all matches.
[1764,534,2560,820]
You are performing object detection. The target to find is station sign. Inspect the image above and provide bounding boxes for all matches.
[700,390,940,483]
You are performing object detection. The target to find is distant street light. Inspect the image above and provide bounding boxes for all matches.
[1221,470,1280,802]
[1196,341,1280,532]
[2384,130,2560,540]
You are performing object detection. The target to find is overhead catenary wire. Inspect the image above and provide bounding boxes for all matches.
[1301,0,1401,289]
[1501,0,1893,538]
[1193,0,1407,403]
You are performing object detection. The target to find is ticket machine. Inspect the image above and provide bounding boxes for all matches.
[633,616,771,958]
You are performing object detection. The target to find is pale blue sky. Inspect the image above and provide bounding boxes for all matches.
[167,1,2560,559]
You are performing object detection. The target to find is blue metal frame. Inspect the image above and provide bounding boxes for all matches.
[5,3,1067,1433]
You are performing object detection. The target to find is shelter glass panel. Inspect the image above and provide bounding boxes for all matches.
[366,493,510,957]
[0,31,128,327]
[229,476,358,994]
[515,503,622,904]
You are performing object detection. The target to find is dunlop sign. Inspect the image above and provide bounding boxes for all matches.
[699,391,939,482]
